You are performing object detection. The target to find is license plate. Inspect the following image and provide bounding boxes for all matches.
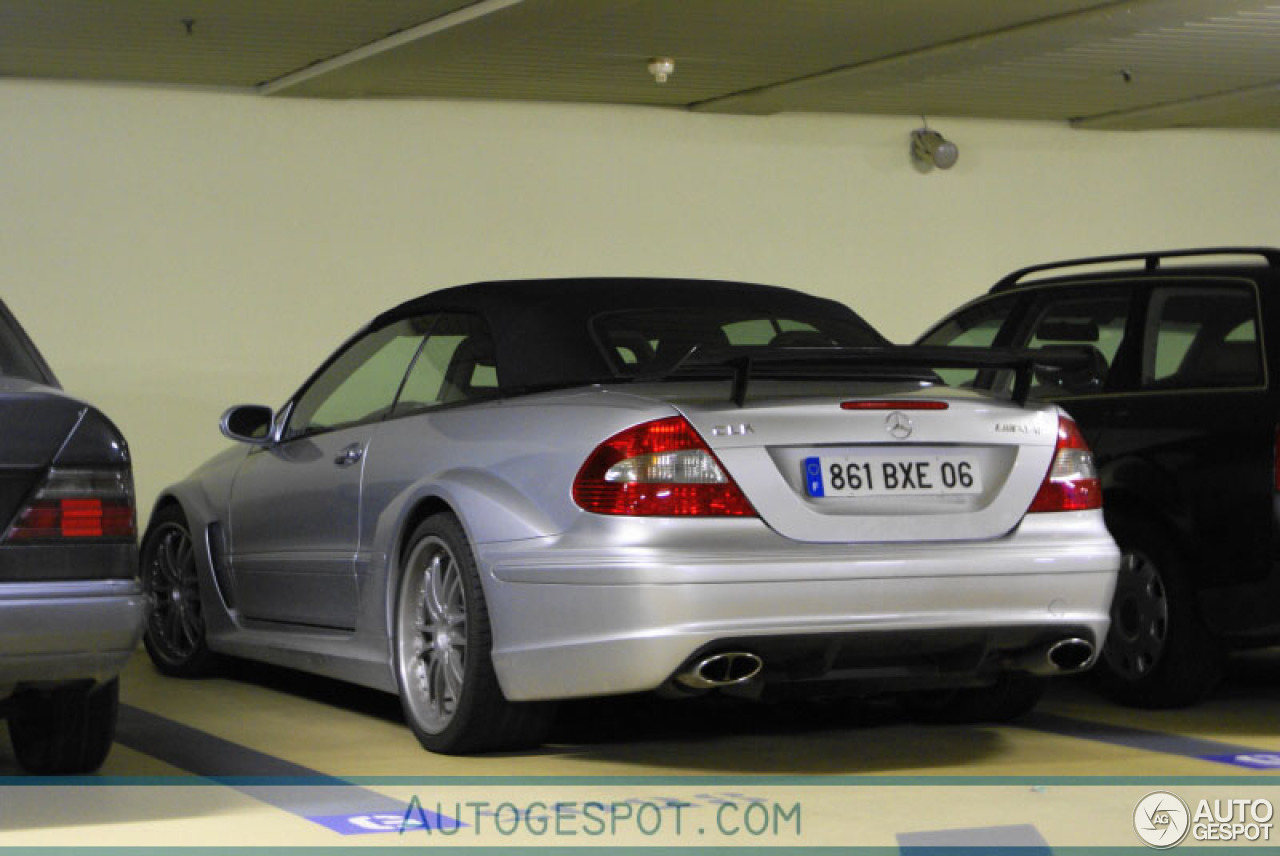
[803,454,983,498]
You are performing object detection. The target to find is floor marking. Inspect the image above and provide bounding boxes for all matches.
[113,704,456,835]
[1019,711,1280,768]
[1200,752,1280,770]
[898,823,1050,854]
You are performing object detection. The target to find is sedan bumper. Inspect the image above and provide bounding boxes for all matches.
[0,580,146,688]
[480,512,1119,701]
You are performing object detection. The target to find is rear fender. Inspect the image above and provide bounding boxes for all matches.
[374,468,562,641]
[146,473,240,642]
[1102,455,1196,543]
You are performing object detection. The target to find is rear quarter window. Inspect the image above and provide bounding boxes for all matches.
[918,294,1020,387]
[0,308,54,385]
[1141,284,1263,390]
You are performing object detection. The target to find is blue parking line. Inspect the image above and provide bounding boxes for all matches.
[1018,711,1280,769]
[112,704,455,835]
[899,823,1051,855]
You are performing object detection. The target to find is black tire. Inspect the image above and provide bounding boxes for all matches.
[9,679,118,774]
[393,514,554,754]
[1095,516,1223,708]
[140,505,218,677]
[899,674,1046,724]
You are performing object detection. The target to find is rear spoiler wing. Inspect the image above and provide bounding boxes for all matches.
[644,345,1091,408]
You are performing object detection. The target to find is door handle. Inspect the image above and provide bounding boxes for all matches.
[334,443,365,467]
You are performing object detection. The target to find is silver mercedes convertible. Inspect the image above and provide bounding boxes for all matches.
[142,278,1119,753]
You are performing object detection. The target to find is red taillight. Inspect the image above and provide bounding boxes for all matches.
[573,416,757,517]
[4,469,136,542]
[1028,417,1101,513]
[840,401,949,411]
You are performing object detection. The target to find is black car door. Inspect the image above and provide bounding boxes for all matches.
[1091,279,1272,597]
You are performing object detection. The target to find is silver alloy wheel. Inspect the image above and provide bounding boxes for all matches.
[1103,549,1169,680]
[397,534,468,734]
[145,522,204,663]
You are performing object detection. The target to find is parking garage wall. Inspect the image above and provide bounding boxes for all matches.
[3,80,1277,516]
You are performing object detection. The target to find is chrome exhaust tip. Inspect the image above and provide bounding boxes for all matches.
[1047,638,1095,671]
[675,652,763,690]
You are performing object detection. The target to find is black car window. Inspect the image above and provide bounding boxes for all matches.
[1022,293,1132,398]
[285,316,432,439]
[917,294,1020,387]
[593,308,881,376]
[0,309,53,385]
[394,314,499,414]
[1141,285,1263,390]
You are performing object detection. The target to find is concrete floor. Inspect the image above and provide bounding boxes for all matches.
[1,650,1277,850]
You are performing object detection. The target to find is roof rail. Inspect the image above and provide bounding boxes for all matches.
[990,247,1280,293]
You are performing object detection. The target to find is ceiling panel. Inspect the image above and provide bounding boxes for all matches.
[0,0,1277,129]
[0,0,477,87]
[277,0,1115,103]
[696,0,1280,125]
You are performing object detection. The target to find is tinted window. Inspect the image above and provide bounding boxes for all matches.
[286,317,431,438]
[394,314,498,414]
[594,308,881,375]
[918,295,1019,387]
[1023,293,1131,398]
[1141,285,1262,390]
[0,309,52,384]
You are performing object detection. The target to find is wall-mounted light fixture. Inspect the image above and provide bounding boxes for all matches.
[647,57,675,84]
[910,121,959,171]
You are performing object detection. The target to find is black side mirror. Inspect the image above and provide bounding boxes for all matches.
[219,404,275,445]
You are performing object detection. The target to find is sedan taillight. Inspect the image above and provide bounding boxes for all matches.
[573,416,757,517]
[1027,416,1101,513]
[3,468,136,542]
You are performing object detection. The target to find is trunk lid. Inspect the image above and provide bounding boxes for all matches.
[670,385,1059,543]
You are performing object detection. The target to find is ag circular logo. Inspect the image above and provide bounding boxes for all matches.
[1135,791,1190,848]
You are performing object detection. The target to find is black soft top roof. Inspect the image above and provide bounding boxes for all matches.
[374,277,882,392]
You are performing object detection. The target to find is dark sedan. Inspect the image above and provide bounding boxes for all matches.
[0,299,144,773]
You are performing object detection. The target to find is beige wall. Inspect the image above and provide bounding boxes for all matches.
[3,80,1277,516]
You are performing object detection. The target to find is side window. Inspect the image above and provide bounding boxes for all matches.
[286,317,431,439]
[1141,286,1262,390]
[1023,293,1131,398]
[919,295,1019,387]
[394,314,499,414]
[0,312,51,385]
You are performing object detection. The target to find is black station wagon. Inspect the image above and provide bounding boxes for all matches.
[919,248,1280,708]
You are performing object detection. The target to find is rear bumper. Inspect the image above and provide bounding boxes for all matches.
[479,512,1120,701]
[0,580,146,689]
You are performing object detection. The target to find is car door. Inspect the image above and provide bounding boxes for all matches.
[1095,280,1271,592]
[228,315,433,629]
[921,284,1138,450]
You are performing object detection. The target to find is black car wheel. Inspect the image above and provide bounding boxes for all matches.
[141,505,217,677]
[1096,517,1223,708]
[9,679,118,774]
[393,513,553,754]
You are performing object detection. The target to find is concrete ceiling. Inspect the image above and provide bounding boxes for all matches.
[2,0,1278,130]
